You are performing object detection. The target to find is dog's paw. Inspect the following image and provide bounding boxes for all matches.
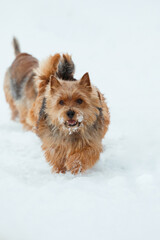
[52,166,66,174]
[65,158,83,175]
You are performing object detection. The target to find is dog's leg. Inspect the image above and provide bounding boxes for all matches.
[17,103,32,130]
[65,145,102,174]
[43,145,67,173]
[7,95,18,120]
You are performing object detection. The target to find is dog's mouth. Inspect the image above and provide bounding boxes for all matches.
[65,120,80,127]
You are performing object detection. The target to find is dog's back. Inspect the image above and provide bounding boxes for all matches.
[9,53,38,99]
[4,38,39,129]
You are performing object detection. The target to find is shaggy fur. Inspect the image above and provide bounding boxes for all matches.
[4,38,110,174]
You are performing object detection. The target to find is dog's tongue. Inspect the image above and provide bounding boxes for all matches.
[68,120,76,126]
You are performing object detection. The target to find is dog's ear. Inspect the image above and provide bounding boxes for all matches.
[79,72,91,90]
[50,75,61,91]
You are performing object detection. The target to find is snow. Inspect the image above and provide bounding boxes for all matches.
[77,114,83,123]
[0,0,160,240]
[68,126,79,135]
[58,116,64,124]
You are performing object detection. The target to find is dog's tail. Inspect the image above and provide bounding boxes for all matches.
[56,54,75,81]
[12,37,21,56]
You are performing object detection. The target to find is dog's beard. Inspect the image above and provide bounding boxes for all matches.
[47,110,102,139]
[57,113,84,135]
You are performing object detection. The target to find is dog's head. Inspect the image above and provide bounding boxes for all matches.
[44,73,102,135]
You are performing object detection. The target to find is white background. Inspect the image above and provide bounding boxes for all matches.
[0,0,160,240]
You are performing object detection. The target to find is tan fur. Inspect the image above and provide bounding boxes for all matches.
[4,53,38,129]
[4,47,110,174]
[4,70,18,120]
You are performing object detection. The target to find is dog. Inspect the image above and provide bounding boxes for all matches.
[4,38,110,174]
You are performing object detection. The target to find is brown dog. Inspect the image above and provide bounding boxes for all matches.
[4,38,110,174]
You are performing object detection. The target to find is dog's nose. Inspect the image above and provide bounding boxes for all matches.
[67,110,75,119]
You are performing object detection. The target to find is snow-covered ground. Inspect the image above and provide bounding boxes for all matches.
[0,0,160,239]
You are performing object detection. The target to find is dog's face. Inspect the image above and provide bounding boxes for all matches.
[45,73,102,135]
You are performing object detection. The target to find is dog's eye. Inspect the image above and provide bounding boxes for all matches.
[59,100,64,105]
[76,99,83,104]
